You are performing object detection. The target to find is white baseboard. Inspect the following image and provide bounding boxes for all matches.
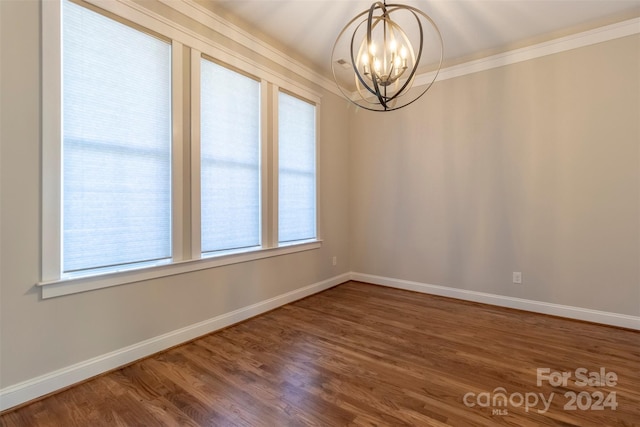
[3,271,637,412]
[350,272,640,331]
[0,272,350,412]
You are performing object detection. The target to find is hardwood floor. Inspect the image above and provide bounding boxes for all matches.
[2,281,639,426]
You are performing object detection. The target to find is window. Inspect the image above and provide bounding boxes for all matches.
[41,0,321,298]
[200,59,261,254]
[278,92,317,243]
[61,0,172,276]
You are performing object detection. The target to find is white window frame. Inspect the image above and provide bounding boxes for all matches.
[190,52,269,260]
[39,0,322,299]
[272,87,321,246]
[41,0,184,286]
[191,52,321,258]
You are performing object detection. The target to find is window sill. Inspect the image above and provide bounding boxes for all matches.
[37,240,322,299]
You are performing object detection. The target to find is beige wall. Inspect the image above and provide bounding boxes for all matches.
[350,34,640,316]
[1,0,638,400]
[0,0,351,388]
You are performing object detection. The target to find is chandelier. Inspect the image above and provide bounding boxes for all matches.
[331,1,443,112]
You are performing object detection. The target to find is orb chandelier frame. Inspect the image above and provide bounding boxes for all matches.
[331,1,443,112]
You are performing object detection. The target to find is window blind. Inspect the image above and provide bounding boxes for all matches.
[62,0,172,274]
[200,59,261,253]
[278,92,316,243]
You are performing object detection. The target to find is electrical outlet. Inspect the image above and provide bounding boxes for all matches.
[332,256,337,266]
[513,272,522,284]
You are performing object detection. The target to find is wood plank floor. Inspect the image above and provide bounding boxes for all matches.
[2,281,639,426]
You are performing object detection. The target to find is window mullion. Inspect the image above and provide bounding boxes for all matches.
[260,79,272,248]
[190,49,202,260]
[270,84,280,246]
[171,40,185,262]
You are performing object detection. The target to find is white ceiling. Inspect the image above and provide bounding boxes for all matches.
[203,0,639,78]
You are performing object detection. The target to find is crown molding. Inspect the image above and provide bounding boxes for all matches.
[160,0,341,96]
[88,1,639,98]
[415,16,640,87]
